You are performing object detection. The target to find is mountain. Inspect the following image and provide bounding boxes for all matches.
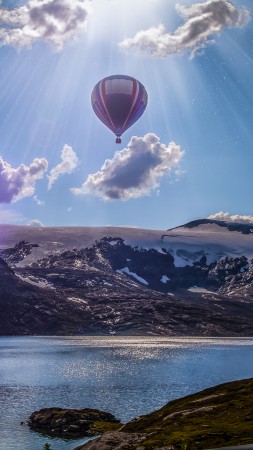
[1,219,253,336]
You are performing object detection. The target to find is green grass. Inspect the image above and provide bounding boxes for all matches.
[119,377,253,449]
[89,421,122,434]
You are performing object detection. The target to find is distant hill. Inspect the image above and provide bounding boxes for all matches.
[1,219,253,336]
[174,217,253,234]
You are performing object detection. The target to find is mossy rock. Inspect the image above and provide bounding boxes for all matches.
[28,407,121,438]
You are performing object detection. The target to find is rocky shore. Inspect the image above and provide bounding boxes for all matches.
[74,378,253,450]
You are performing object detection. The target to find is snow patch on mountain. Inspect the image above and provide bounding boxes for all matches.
[161,275,170,283]
[16,274,54,289]
[68,297,89,305]
[117,267,149,285]
[188,286,214,294]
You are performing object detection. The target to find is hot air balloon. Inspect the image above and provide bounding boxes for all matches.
[91,74,148,143]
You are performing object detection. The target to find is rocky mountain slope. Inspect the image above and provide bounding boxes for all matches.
[75,377,253,450]
[1,219,253,336]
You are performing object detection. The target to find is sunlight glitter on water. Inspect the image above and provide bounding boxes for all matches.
[23,335,253,347]
[1,336,253,450]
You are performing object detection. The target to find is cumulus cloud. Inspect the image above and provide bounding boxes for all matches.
[71,133,185,200]
[48,144,79,190]
[0,156,48,203]
[119,0,250,58]
[208,211,253,224]
[27,219,44,227]
[0,0,92,51]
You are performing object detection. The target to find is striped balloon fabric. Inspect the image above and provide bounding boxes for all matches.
[91,75,148,143]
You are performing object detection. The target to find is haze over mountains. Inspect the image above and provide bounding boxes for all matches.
[1,218,253,336]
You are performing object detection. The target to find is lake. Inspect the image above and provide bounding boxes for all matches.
[1,336,253,450]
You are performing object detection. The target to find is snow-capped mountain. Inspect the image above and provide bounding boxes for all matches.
[1,219,253,336]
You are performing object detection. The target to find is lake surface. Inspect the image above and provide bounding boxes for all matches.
[1,336,253,450]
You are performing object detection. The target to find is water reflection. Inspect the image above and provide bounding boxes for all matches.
[0,336,253,450]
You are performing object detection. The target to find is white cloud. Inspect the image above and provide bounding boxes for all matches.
[0,156,48,203]
[48,144,79,190]
[33,194,45,206]
[71,133,184,200]
[208,212,253,224]
[119,0,250,58]
[0,0,92,51]
[27,219,44,227]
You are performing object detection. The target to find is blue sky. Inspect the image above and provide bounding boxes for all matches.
[0,0,252,229]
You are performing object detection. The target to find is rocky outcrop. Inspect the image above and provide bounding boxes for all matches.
[0,240,38,265]
[25,236,253,295]
[75,431,148,450]
[28,407,120,438]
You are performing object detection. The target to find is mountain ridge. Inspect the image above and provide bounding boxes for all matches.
[1,219,253,336]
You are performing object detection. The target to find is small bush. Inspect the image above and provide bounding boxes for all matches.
[43,443,51,450]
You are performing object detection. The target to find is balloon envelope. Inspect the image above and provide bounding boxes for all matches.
[91,75,148,141]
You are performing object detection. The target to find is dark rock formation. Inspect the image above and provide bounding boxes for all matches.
[28,407,120,438]
[1,240,38,265]
[178,218,253,234]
